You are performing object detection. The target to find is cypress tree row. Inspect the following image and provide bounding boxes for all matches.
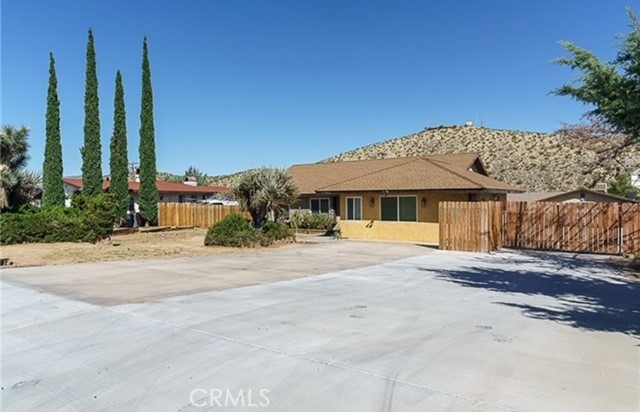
[42,52,65,207]
[138,37,159,224]
[110,71,129,221]
[81,28,103,196]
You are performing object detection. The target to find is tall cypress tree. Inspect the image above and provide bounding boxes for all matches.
[42,52,65,207]
[138,37,158,224]
[110,71,129,220]
[81,28,103,196]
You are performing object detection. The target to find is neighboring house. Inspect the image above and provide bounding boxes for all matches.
[63,178,229,210]
[288,153,522,244]
[508,187,638,204]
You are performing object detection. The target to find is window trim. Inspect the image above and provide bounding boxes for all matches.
[309,197,331,214]
[345,196,363,220]
[379,195,418,222]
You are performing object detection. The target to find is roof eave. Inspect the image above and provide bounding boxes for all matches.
[315,187,524,194]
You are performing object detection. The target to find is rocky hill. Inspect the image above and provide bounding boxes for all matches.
[322,125,640,192]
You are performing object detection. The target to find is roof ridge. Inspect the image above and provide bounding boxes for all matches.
[315,157,422,192]
[293,153,479,168]
[422,158,485,188]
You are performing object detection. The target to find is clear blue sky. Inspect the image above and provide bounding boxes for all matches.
[1,0,634,176]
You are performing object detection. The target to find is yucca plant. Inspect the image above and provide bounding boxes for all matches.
[0,125,41,211]
[232,167,299,228]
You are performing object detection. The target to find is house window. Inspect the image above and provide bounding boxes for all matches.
[380,196,417,222]
[179,195,185,203]
[310,198,330,214]
[346,197,362,220]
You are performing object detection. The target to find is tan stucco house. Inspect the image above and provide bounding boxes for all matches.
[288,153,522,244]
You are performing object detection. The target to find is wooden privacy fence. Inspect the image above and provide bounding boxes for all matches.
[439,201,640,254]
[158,203,250,228]
[439,201,503,252]
[505,201,640,255]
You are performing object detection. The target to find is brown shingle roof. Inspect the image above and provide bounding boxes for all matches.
[289,154,522,194]
[507,192,564,202]
[63,178,229,194]
[509,188,638,203]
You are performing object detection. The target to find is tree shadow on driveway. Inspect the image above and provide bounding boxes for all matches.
[430,251,640,338]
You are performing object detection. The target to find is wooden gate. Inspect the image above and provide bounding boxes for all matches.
[504,201,640,255]
[439,201,640,254]
[439,201,503,252]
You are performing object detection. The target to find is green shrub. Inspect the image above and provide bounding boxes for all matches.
[204,214,257,247]
[300,213,335,230]
[262,221,294,242]
[74,194,118,241]
[205,215,294,247]
[0,194,116,245]
[289,210,304,230]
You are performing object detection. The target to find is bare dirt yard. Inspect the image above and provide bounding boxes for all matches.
[0,228,295,267]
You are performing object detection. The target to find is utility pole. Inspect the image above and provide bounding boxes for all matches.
[128,162,139,181]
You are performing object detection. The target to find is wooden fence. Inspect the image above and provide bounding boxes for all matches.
[439,201,640,254]
[158,203,250,228]
[504,201,640,255]
[439,201,503,252]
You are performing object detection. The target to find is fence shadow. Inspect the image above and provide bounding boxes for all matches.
[490,249,640,276]
[433,257,640,338]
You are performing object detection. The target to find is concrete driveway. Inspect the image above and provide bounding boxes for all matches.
[1,243,638,411]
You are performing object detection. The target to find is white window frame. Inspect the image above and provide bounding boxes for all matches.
[379,195,418,222]
[309,197,330,214]
[345,196,363,220]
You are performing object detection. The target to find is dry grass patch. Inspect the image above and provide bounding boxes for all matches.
[0,228,246,267]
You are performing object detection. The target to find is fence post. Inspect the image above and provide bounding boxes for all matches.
[618,204,623,255]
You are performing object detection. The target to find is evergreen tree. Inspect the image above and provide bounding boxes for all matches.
[554,10,640,146]
[184,165,209,186]
[110,71,129,220]
[81,28,103,196]
[608,173,639,200]
[138,37,158,224]
[42,52,65,207]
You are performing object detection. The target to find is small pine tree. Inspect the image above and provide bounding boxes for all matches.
[608,173,639,200]
[138,37,159,224]
[42,52,65,207]
[81,28,103,196]
[184,165,209,186]
[110,71,129,221]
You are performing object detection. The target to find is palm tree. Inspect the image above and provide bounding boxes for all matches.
[232,167,299,227]
[0,125,41,211]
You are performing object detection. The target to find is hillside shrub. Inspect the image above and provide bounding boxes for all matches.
[0,193,117,245]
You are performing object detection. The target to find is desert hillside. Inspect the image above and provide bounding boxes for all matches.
[322,125,640,192]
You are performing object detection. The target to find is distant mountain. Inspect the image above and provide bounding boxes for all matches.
[321,125,640,192]
[158,125,639,192]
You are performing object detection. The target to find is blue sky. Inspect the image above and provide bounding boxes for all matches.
[1,0,633,176]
